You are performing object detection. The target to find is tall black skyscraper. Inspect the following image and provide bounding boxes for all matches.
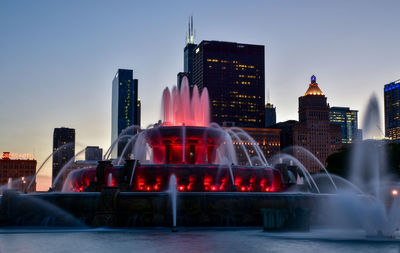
[178,16,197,90]
[384,79,400,140]
[52,127,75,190]
[192,40,265,128]
[111,69,140,157]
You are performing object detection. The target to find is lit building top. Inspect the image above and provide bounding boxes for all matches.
[384,79,400,140]
[304,75,324,96]
[384,79,400,92]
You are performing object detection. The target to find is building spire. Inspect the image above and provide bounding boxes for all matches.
[311,75,316,84]
[186,15,195,44]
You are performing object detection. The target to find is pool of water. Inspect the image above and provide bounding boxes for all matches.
[0,228,399,253]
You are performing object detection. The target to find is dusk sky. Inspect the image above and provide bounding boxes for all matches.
[1,0,399,190]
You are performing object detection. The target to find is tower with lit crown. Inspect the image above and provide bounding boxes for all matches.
[274,75,342,173]
[297,75,341,172]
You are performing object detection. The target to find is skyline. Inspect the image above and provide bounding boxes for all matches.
[1,0,400,190]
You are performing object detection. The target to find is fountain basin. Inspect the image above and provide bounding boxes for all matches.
[64,164,282,193]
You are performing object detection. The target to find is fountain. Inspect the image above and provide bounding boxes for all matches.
[314,94,400,238]
[62,77,282,194]
[1,79,399,237]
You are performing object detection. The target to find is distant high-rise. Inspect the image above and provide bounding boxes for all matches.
[192,40,265,128]
[265,103,276,127]
[85,146,103,161]
[52,127,75,190]
[330,107,359,144]
[178,16,197,90]
[111,69,140,157]
[384,79,400,140]
[273,75,342,172]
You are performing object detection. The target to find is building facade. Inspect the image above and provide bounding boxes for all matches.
[52,127,75,190]
[273,76,342,173]
[384,79,400,140]
[0,152,36,192]
[85,146,103,161]
[330,107,359,144]
[227,127,280,165]
[111,69,140,157]
[192,40,265,128]
[265,103,276,127]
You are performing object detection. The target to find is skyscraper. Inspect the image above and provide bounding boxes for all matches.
[265,103,276,127]
[178,16,197,90]
[273,76,342,172]
[192,40,265,128]
[384,79,400,140]
[52,127,75,190]
[111,69,140,157]
[330,107,359,144]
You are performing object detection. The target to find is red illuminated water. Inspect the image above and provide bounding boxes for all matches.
[162,76,209,127]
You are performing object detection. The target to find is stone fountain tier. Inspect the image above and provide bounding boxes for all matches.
[64,163,283,193]
[144,126,228,165]
[0,191,335,228]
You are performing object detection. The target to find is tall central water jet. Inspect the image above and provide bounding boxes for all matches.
[349,94,386,198]
[162,76,210,127]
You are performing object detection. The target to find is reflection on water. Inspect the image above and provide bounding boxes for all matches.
[0,229,400,253]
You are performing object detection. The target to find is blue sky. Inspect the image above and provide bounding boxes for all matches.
[1,0,399,189]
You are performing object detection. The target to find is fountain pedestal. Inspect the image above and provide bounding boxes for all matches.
[92,187,120,227]
[261,207,311,231]
[0,190,19,226]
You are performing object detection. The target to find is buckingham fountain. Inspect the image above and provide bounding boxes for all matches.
[1,78,399,237]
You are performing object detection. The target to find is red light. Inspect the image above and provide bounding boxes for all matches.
[235,177,242,186]
[265,187,270,192]
[211,185,217,191]
[392,189,398,196]
[178,185,185,191]
[241,186,246,191]
[154,184,159,191]
[146,186,151,191]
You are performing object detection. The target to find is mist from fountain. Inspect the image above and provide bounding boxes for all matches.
[0,176,33,193]
[25,142,74,192]
[282,146,337,191]
[0,191,85,227]
[103,134,133,160]
[52,148,86,190]
[349,94,386,198]
[117,134,139,165]
[230,127,269,166]
[270,154,320,193]
[320,94,400,237]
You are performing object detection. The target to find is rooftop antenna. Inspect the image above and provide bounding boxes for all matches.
[186,15,195,44]
[267,88,271,104]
